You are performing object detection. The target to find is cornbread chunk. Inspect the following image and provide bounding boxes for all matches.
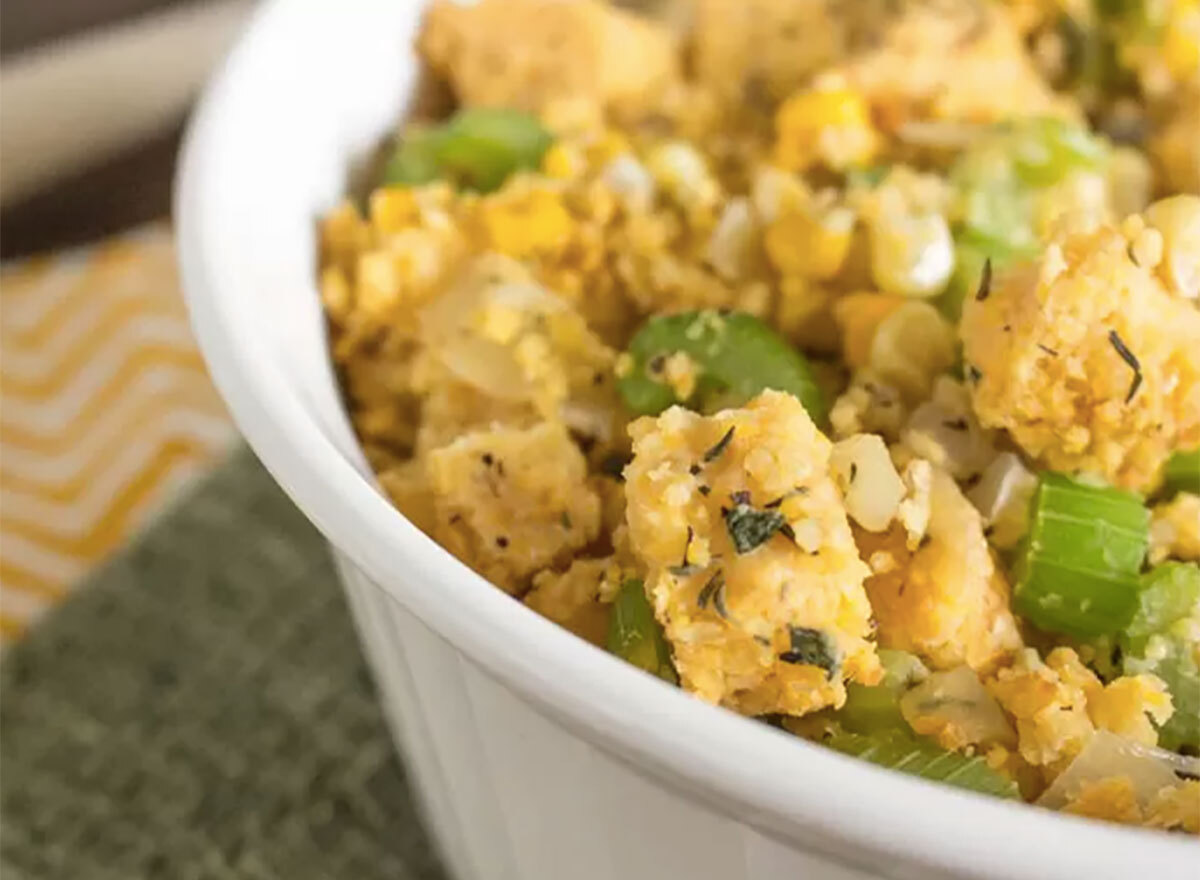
[829,0,1074,129]
[419,0,677,115]
[525,556,626,647]
[1149,493,1200,565]
[856,467,1023,672]
[1152,94,1200,195]
[623,390,882,717]
[961,218,1200,491]
[689,0,852,107]
[426,423,602,593]
[987,648,1174,783]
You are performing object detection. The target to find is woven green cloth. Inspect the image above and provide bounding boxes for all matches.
[0,447,446,880]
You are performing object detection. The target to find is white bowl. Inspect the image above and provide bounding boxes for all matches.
[175,3,1197,878]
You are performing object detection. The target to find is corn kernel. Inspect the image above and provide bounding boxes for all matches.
[481,189,574,258]
[1164,3,1200,80]
[775,276,840,353]
[869,210,955,298]
[832,292,905,369]
[774,87,878,172]
[369,187,421,236]
[542,143,584,180]
[766,205,855,280]
[356,251,402,316]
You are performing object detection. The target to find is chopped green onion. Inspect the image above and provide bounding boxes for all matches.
[1121,563,1200,751]
[1163,449,1200,495]
[823,729,1020,799]
[607,579,678,684]
[382,108,553,193]
[617,310,826,423]
[1013,472,1149,637]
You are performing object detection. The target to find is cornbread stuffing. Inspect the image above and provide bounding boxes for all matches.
[320,0,1200,832]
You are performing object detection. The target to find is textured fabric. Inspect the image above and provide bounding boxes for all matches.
[0,446,446,880]
[0,226,236,640]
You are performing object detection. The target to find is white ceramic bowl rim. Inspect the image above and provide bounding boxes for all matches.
[175,3,1194,878]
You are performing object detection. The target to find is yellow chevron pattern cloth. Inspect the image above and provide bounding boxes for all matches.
[1,226,235,641]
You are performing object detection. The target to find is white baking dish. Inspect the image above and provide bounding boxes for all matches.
[174,2,1197,878]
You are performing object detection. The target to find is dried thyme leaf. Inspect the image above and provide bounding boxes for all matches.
[1108,329,1142,403]
[697,569,728,618]
[668,526,702,576]
[779,626,839,679]
[975,258,993,302]
[702,427,736,463]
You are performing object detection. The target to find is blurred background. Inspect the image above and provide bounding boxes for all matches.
[0,0,251,638]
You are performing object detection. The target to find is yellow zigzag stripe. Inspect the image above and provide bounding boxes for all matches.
[1,394,224,501]
[0,350,213,451]
[1,229,235,637]
[3,340,208,399]
[2,243,161,348]
[0,559,66,600]
[1,437,211,558]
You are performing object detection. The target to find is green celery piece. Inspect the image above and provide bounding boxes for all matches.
[434,107,553,193]
[1008,117,1107,187]
[380,108,552,193]
[1131,638,1199,751]
[1121,563,1200,751]
[1124,562,1200,649]
[617,310,826,424]
[824,729,1020,799]
[607,579,678,684]
[837,650,926,734]
[1013,472,1149,637]
[1163,449,1200,495]
[382,128,445,187]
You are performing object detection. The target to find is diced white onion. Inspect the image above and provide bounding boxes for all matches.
[1038,730,1200,810]
[602,154,657,213]
[967,452,1037,549]
[830,433,906,532]
[900,666,1016,748]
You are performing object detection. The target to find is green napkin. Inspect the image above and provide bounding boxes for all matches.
[0,447,445,880]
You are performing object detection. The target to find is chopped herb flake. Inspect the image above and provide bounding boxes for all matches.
[779,626,839,679]
[943,418,969,431]
[967,364,983,384]
[699,485,712,497]
[697,570,728,618]
[667,526,699,576]
[1036,343,1059,357]
[764,487,807,508]
[1108,329,1142,403]
[975,258,992,302]
[723,502,787,554]
[703,427,736,463]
